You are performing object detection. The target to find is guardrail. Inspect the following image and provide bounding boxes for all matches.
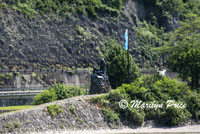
[0,84,88,91]
[0,86,47,91]
[0,90,42,97]
[0,68,91,74]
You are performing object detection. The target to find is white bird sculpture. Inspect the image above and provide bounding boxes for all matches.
[157,69,167,76]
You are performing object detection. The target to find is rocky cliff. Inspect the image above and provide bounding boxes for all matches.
[0,0,146,69]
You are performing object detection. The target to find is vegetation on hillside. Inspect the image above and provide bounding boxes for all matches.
[0,73,13,86]
[46,104,63,117]
[137,0,200,26]
[134,22,164,68]
[154,14,200,89]
[91,74,200,126]
[0,0,124,17]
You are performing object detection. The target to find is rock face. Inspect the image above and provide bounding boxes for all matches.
[0,1,144,69]
[0,1,180,70]
[0,95,121,134]
[90,73,111,94]
[162,17,180,32]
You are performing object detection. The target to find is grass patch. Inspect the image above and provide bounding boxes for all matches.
[0,105,34,110]
[69,105,77,116]
[47,104,63,117]
[5,121,20,132]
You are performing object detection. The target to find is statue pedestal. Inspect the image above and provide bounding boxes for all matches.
[89,73,111,94]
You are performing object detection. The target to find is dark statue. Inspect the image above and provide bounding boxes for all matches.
[93,58,106,75]
[90,58,111,94]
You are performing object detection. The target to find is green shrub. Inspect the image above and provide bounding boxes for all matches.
[128,74,190,101]
[5,121,20,132]
[138,74,163,89]
[160,106,191,126]
[32,90,57,105]
[153,77,182,100]
[102,108,120,124]
[144,108,162,120]
[106,89,129,102]
[90,95,109,107]
[91,74,199,126]
[17,3,37,17]
[85,5,97,17]
[69,105,77,116]
[184,0,200,15]
[13,122,20,128]
[157,0,185,18]
[95,3,119,17]
[121,82,149,101]
[5,123,14,132]
[0,3,6,10]
[47,104,63,117]
[50,84,68,100]
[101,0,123,9]
[135,22,162,68]
[49,84,85,100]
[104,40,139,89]
[32,84,85,105]
[126,107,145,126]
[185,93,200,120]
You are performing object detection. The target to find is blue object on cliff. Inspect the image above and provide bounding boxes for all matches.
[124,29,128,51]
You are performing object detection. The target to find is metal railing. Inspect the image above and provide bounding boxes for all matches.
[0,83,88,91]
[0,68,91,74]
[0,90,42,97]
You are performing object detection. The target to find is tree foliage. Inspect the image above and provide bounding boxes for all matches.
[166,15,200,88]
[104,40,139,89]
[157,0,185,18]
[137,0,200,28]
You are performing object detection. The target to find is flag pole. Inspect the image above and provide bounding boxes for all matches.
[127,30,130,84]
[124,29,130,84]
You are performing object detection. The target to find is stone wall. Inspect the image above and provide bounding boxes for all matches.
[0,69,91,90]
[0,95,119,134]
[0,69,91,106]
